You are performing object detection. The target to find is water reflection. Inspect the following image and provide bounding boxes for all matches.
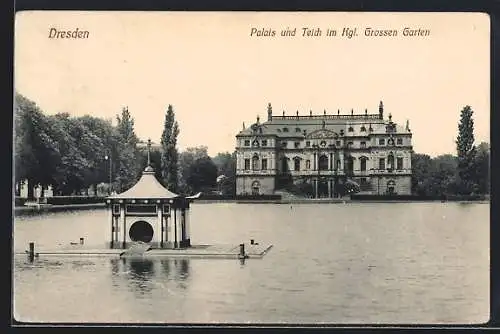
[110,258,191,295]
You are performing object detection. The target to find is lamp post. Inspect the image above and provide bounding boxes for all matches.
[104,153,112,195]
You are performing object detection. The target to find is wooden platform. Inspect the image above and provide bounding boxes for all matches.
[15,243,273,260]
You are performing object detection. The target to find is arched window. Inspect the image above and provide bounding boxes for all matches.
[387,152,395,170]
[306,160,311,169]
[252,155,259,170]
[251,181,260,195]
[318,155,329,171]
[345,156,354,174]
[386,180,396,195]
[360,156,368,172]
[281,157,288,172]
[294,157,301,171]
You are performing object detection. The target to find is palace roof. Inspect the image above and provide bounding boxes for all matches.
[237,114,409,138]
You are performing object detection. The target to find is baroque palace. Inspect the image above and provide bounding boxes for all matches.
[235,101,413,198]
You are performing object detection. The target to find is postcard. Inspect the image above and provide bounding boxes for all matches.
[13,11,490,325]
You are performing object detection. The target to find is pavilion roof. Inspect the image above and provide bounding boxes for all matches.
[108,166,179,200]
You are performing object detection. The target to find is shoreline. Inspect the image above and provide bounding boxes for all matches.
[13,198,490,215]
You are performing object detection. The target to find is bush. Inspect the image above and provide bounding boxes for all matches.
[46,196,107,205]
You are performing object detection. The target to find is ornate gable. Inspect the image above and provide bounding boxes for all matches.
[306,129,337,139]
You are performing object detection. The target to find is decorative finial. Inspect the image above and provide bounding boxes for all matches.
[388,113,392,122]
[351,108,354,115]
[147,138,152,166]
[310,110,312,116]
[365,108,368,115]
[267,103,272,121]
[256,115,260,123]
[296,110,299,117]
[406,119,410,131]
[243,122,246,130]
[283,110,285,117]
[337,109,340,115]
[379,101,384,119]
[323,110,326,116]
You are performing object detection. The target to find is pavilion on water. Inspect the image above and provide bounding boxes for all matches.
[106,139,196,249]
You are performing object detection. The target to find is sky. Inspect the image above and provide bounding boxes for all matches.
[14,11,490,157]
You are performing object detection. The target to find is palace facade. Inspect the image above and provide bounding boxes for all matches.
[235,101,413,198]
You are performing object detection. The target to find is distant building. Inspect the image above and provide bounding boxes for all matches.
[235,101,413,198]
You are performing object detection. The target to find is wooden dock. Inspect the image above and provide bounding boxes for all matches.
[15,243,273,260]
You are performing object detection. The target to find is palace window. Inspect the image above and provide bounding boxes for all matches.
[360,125,366,132]
[262,139,267,147]
[360,177,367,184]
[348,126,354,132]
[252,155,259,170]
[262,158,268,170]
[281,141,287,148]
[347,141,353,148]
[296,127,301,132]
[379,158,385,170]
[306,141,310,147]
[360,141,366,149]
[306,159,311,169]
[244,140,250,146]
[360,157,367,171]
[294,142,300,148]
[345,156,354,174]
[397,157,403,170]
[336,160,341,170]
[388,138,395,146]
[319,155,329,171]
[379,138,385,146]
[387,153,395,170]
[244,159,250,170]
[294,158,301,171]
[252,139,260,147]
[397,138,403,145]
[283,127,289,132]
[336,140,341,147]
[340,129,345,136]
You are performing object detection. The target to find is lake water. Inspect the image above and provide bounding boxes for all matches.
[13,202,489,324]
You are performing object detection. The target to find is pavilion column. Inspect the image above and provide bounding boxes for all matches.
[173,208,178,248]
[108,204,113,248]
[185,209,190,246]
[157,204,162,248]
[121,205,126,248]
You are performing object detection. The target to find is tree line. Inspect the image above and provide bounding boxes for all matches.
[14,93,489,200]
[14,93,236,199]
[411,105,489,197]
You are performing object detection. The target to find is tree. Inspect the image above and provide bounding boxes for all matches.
[179,146,209,194]
[212,151,237,195]
[14,93,60,199]
[186,156,218,193]
[456,105,477,194]
[116,107,141,192]
[473,142,490,194]
[161,105,180,193]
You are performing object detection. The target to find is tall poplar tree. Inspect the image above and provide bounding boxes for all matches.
[456,105,477,194]
[161,104,180,192]
[116,107,140,192]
